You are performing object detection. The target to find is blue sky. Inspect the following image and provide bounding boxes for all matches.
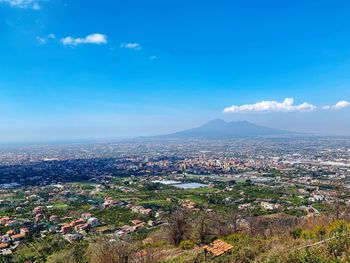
[0,0,350,142]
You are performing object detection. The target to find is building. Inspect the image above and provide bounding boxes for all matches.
[10,233,25,241]
[61,224,72,234]
[49,215,59,222]
[87,217,99,227]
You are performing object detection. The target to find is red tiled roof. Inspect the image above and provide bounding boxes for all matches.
[0,243,9,249]
[203,239,233,257]
[10,233,25,240]
[6,230,15,235]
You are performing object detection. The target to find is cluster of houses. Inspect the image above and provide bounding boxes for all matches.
[308,192,325,203]
[103,197,154,216]
[100,196,162,237]
[115,219,148,237]
[128,204,152,215]
[60,213,99,241]
[0,216,29,255]
[0,204,102,254]
[261,201,282,211]
[0,192,160,255]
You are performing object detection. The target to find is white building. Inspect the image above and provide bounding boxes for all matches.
[87,217,99,227]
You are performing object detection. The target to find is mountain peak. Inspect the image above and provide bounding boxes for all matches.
[162,119,293,139]
[203,119,227,126]
[207,118,226,124]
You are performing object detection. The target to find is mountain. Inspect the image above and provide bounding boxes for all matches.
[160,119,294,139]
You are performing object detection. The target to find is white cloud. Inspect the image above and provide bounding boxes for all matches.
[149,55,157,60]
[61,33,107,46]
[223,98,316,113]
[0,0,42,9]
[36,33,55,44]
[36,36,46,44]
[323,100,350,110]
[120,42,142,50]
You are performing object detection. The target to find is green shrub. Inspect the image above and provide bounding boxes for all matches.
[179,240,196,250]
[291,228,302,239]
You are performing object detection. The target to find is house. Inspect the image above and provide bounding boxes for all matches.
[72,218,85,226]
[103,197,115,208]
[131,220,144,229]
[0,243,9,250]
[261,202,280,211]
[130,205,152,215]
[61,224,72,234]
[182,200,196,209]
[115,225,134,237]
[75,223,89,231]
[6,230,15,236]
[10,233,25,241]
[87,217,99,227]
[238,203,252,210]
[5,220,18,227]
[131,220,142,225]
[81,213,92,220]
[20,228,29,236]
[309,194,324,203]
[203,239,233,257]
[0,235,11,243]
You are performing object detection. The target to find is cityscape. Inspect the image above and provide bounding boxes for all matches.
[0,133,350,262]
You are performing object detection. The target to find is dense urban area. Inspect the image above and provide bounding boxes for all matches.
[1,137,350,262]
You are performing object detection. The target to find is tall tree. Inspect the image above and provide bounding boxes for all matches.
[167,210,191,246]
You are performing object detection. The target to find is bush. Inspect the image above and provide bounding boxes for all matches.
[179,240,195,250]
[300,229,317,240]
[290,228,302,239]
[326,220,349,235]
[286,248,330,263]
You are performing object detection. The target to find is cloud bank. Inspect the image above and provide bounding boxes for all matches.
[323,101,350,110]
[223,98,316,113]
[0,0,41,9]
[61,33,107,46]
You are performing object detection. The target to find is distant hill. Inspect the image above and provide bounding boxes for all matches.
[159,119,294,139]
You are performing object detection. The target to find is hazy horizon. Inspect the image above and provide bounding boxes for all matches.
[0,118,349,145]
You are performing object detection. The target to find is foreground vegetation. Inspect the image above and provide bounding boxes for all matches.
[3,212,350,263]
[1,177,349,262]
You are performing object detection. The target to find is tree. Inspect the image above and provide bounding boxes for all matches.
[227,207,240,233]
[246,208,257,235]
[88,238,135,263]
[167,210,191,246]
[47,249,80,263]
[331,181,347,221]
[194,212,213,244]
[210,211,226,237]
[210,208,240,237]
